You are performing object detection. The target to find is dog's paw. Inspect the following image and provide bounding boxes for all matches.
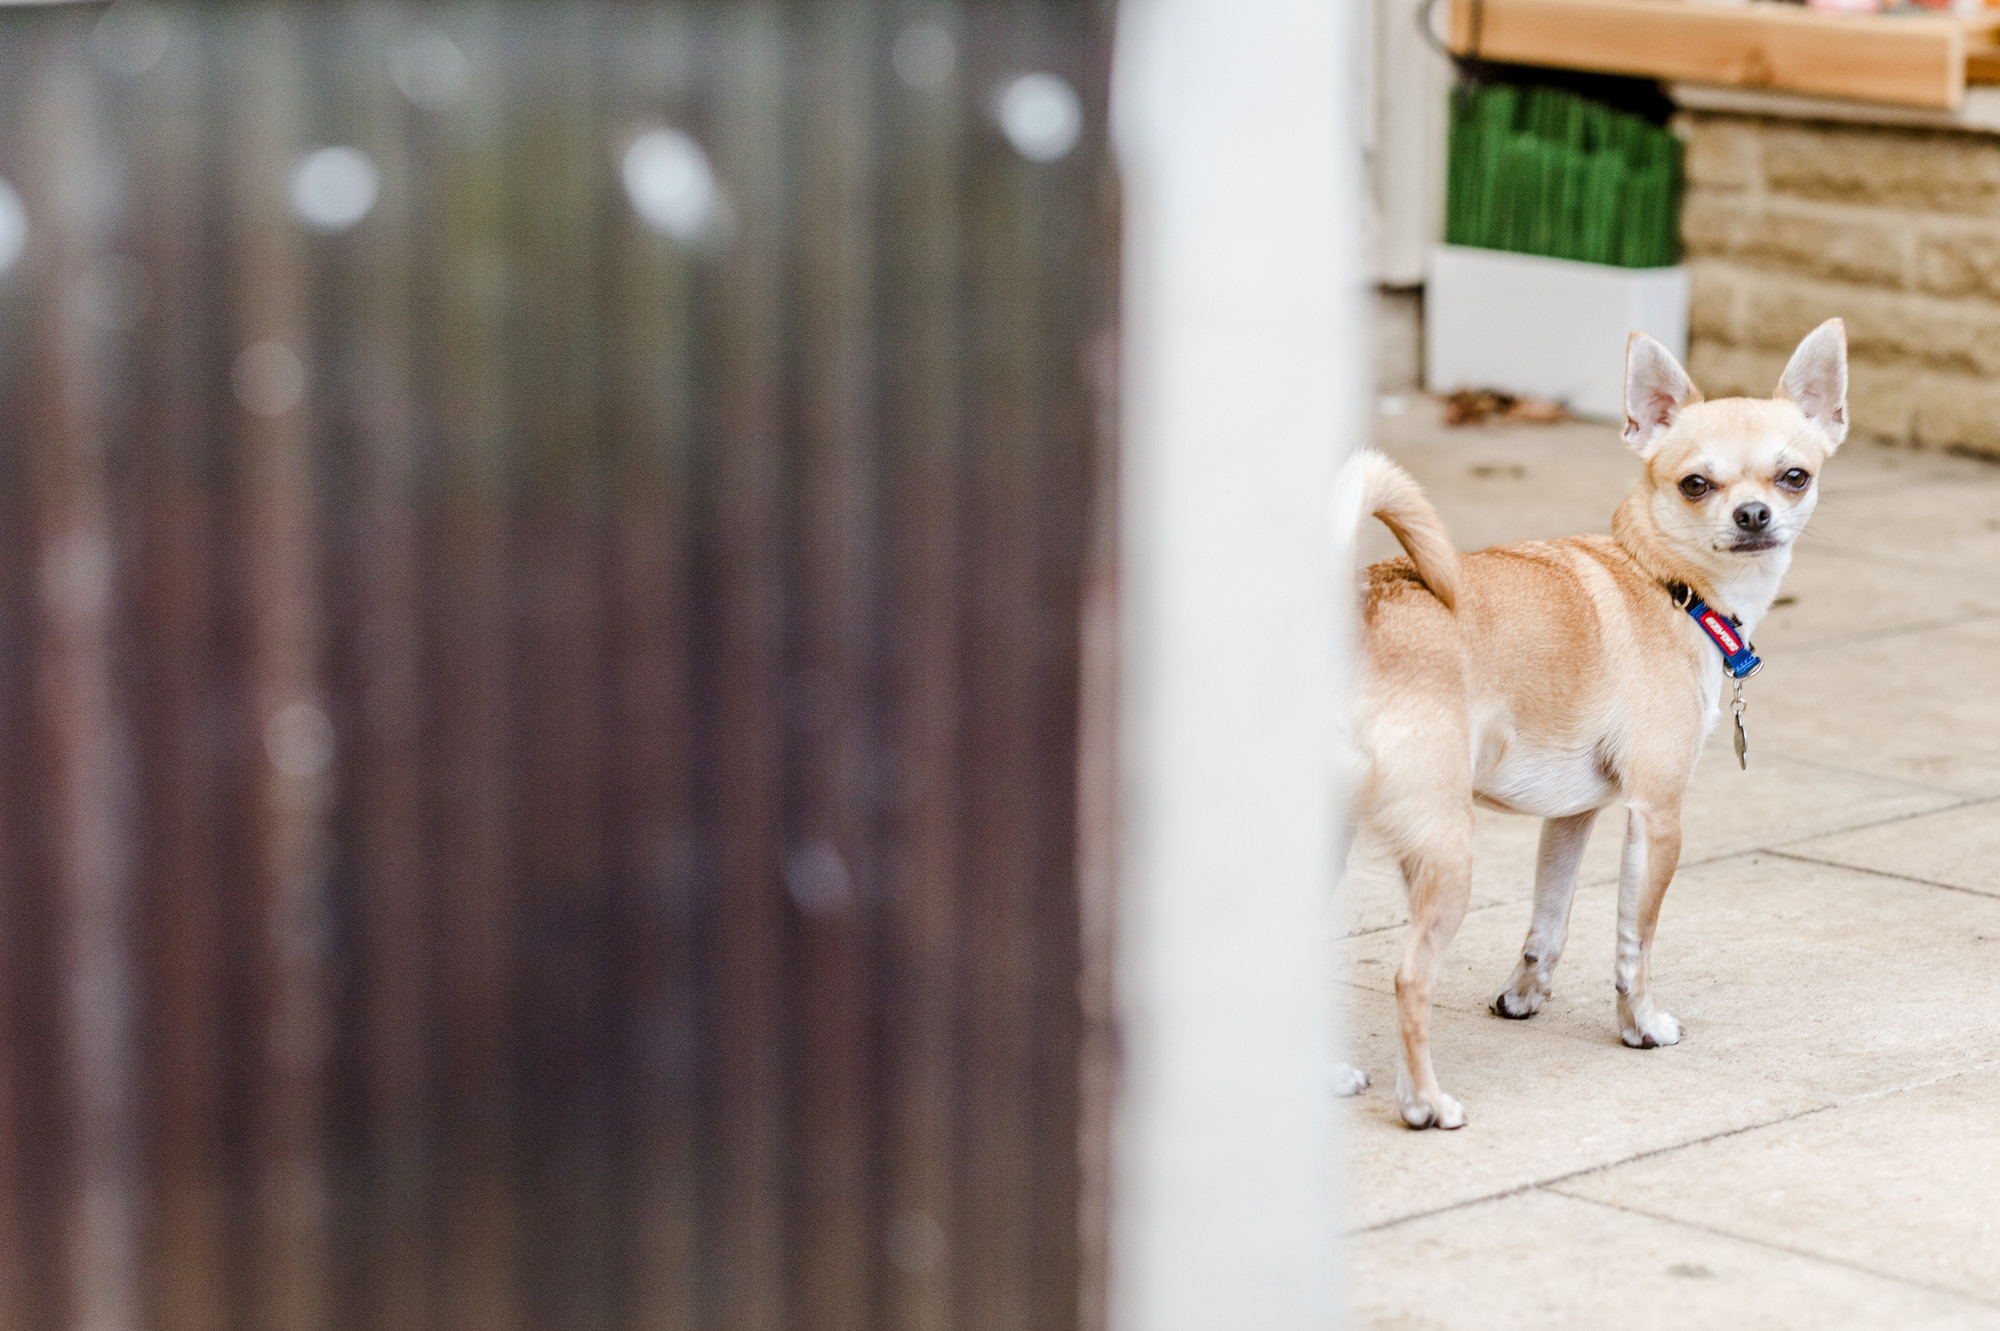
[1397,1087,1465,1131]
[1620,1010,1683,1049]
[1330,1062,1371,1098]
[1492,956,1553,1020]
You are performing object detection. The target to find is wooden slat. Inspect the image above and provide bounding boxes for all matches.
[327,11,432,1331]
[415,9,524,1326]
[1022,28,1099,1331]
[877,7,966,1328]
[1967,44,2000,83]
[1450,0,1968,110]
[790,6,880,1331]
[707,7,793,1330]
[127,15,232,1329]
[958,14,1045,1328]
[228,14,335,1329]
[504,9,614,1328]
[21,38,143,1331]
[601,13,704,1330]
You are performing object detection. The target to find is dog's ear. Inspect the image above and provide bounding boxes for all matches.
[1623,331,1701,456]
[1775,317,1848,451]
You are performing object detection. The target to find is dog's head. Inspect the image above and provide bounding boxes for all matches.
[1620,319,1846,566]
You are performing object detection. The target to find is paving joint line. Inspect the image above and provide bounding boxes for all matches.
[1732,750,1978,800]
[1341,843,1816,943]
[1765,791,2000,842]
[1762,847,2000,902]
[1345,1105,1841,1237]
[1347,1057,2000,1240]
[1547,1191,2000,1311]
[1339,844,1767,942]
[1340,793,2000,942]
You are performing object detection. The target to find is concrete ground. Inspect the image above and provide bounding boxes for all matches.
[1339,398,2000,1329]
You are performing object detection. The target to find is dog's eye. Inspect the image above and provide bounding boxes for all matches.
[1678,475,1710,499]
[1779,467,1811,491]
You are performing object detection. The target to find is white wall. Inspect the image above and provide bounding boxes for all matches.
[1110,0,1362,1326]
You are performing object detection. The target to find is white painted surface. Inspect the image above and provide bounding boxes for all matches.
[1424,244,1690,421]
[1111,0,1355,1326]
[1368,0,1453,285]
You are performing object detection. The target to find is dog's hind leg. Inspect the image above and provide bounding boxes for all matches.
[1393,831,1473,1129]
[1613,799,1684,1049]
[1328,812,1372,1096]
[1492,809,1599,1019]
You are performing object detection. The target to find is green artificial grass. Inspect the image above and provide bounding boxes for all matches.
[1445,82,1684,269]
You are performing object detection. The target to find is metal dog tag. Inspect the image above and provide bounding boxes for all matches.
[1731,677,1748,771]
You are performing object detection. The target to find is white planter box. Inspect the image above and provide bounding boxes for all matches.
[1424,244,1690,422]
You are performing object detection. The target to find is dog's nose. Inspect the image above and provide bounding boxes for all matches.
[1734,502,1772,533]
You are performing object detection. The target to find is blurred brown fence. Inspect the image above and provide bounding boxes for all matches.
[0,3,1116,1328]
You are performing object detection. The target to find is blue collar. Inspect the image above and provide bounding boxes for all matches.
[1670,582,1761,679]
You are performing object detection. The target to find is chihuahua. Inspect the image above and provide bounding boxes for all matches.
[1341,319,1847,1129]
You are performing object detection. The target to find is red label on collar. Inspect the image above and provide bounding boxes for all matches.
[1699,610,1741,654]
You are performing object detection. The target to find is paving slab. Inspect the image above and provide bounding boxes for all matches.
[1554,1063,2000,1309]
[1749,542,2000,655]
[1746,616,2000,797]
[1793,461,2000,574]
[1339,853,2000,1098]
[1776,799,2000,898]
[1360,409,1636,563]
[1334,981,1823,1231]
[1348,1188,2000,1331]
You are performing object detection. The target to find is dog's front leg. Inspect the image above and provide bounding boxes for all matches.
[1492,809,1598,1019]
[1613,802,1683,1049]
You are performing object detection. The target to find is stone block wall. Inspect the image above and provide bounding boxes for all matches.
[1680,111,2000,458]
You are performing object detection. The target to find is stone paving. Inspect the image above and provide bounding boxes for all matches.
[1338,399,2000,1329]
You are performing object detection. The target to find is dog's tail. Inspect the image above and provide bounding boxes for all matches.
[1335,449,1461,611]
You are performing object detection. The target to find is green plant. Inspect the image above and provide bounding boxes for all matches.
[1445,82,1683,268]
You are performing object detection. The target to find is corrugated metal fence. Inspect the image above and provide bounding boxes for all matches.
[0,3,1115,1328]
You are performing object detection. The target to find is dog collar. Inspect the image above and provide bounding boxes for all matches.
[1668,582,1761,679]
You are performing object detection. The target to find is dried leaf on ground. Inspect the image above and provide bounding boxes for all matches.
[1442,388,1572,427]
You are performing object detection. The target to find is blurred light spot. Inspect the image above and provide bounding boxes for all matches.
[997,72,1082,163]
[621,128,721,242]
[390,28,470,111]
[887,1211,947,1274]
[40,531,110,619]
[892,21,956,90]
[90,1,171,79]
[784,841,851,917]
[1379,394,1410,417]
[0,179,25,277]
[289,146,379,233]
[232,341,306,418]
[73,254,151,333]
[265,701,335,780]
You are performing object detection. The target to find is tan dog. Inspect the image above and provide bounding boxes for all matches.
[1341,319,1847,1129]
